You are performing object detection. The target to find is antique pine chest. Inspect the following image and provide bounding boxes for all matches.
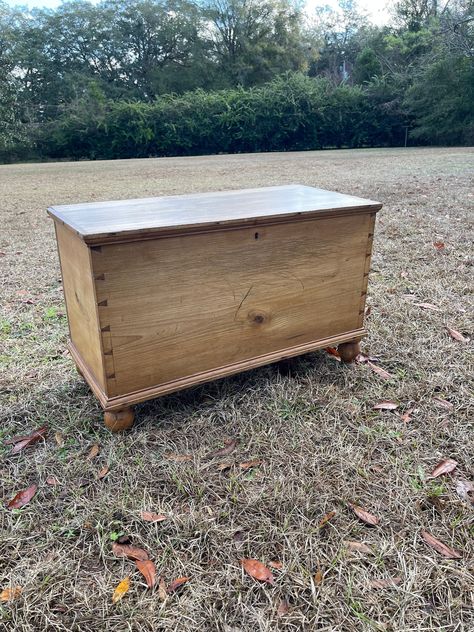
[48,185,382,431]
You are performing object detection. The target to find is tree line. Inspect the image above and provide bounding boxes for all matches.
[1,0,473,162]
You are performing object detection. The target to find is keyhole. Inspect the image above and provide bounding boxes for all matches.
[254,232,259,240]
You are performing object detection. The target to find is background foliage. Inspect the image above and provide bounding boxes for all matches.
[0,0,473,161]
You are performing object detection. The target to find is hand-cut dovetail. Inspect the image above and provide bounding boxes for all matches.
[101,325,111,332]
[98,299,108,307]
[360,291,367,297]
[104,350,113,356]
[363,272,369,277]
[368,233,374,238]
[366,252,371,258]
[90,246,102,253]
[95,273,105,281]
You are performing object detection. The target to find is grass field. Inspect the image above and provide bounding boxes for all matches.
[1,147,473,632]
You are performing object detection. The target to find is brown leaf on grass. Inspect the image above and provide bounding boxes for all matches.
[433,241,445,251]
[206,438,238,459]
[268,560,283,570]
[112,577,130,604]
[112,543,149,561]
[7,484,37,509]
[318,510,336,528]
[9,426,47,454]
[240,559,274,585]
[373,400,399,411]
[314,568,323,585]
[429,459,458,479]
[158,577,167,601]
[367,361,393,380]
[432,397,453,410]
[421,530,462,558]
[415,302,442,312]
[97,465,109,480]
[87,444,100,460]
[136,560,156,588]
[167,577,189,594]
[217,462,233,472]
[46,476,59,486]
[455,480,474,505]
[140,511,167,523]
[369,577,402,589]
[324,347,341,361]
[344,541,373,554]
[277,598,289,617]
[446,327,469,343]
[239,459,262,471]
[0,586,22,602]
[349,503,379,526]
[399,408,414,423]
[54,432,64,447]
[164,453,192,463]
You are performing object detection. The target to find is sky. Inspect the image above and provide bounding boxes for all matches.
[4,0,392,26]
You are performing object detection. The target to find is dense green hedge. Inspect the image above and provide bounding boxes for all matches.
[35,74,406,160]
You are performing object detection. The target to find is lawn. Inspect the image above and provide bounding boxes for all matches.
[1,147,473,631]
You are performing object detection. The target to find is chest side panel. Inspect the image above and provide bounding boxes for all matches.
[55,223,106,391]
[91,213,373,396]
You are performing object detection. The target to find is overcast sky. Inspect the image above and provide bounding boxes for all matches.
[5,0,392,25]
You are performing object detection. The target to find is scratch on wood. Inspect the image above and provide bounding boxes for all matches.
[234,285,253,320]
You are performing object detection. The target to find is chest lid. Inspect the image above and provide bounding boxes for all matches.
[48,184,382,245]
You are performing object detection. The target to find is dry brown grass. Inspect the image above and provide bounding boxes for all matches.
[1,147,473,632]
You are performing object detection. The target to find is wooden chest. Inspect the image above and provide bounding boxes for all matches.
[48,185,382,431]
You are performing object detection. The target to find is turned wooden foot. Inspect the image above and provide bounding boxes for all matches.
[104,407,135,432]
[337,340,360,363]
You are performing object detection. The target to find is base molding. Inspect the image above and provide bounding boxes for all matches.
[69,328,365,412]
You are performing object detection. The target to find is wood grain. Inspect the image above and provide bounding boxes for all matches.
[90,213,372,398]
[55,223,105,389]
[48,185,382,245]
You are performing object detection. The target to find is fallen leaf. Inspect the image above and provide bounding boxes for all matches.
[268,560,283,570]
[433,241,445,251]
[318,510,336,528]
[349,503,379,526]
[239,459,262,470]
[136,560,156,588]
[158,577,167,601]
[206,438,238,459]
[112,577,130,604]
[399,408,414,423]
[325,347,341,361]
[314,568,323,585]
[446,327,468,343]
[140,511,167,523]
[429,458,458,479]
[240,559,274,585]
[164,453,192,463]
[217,462,233,472]
[421,530,462,558]
[7,484,37,509]
[373,400,399,411]
[432,397,453,410]
[87,444,100,460]
[277,598,289,617]
[344,541,373,554]
[46,476,59,486]
[9,426,47,454]
[98,465,109,480]
[369,577,402,589]
[54,432,64,447]
[0,586,22,602]
[112,543,149,561]
[455,480,474,505]
[367,361,393,380]
[167,577,189,593]
[415,302,442,312]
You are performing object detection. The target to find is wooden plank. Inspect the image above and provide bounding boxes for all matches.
[48,185,382,245]
[91,213,371,398]
[55,223,106,390]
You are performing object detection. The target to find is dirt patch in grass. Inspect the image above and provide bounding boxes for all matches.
[1,147,473,631]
